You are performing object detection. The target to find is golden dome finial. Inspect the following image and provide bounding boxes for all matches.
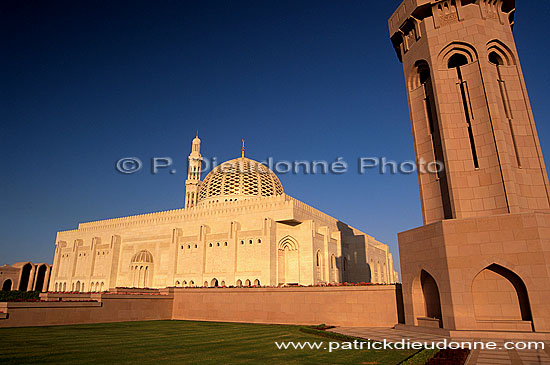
[241,139,245,158]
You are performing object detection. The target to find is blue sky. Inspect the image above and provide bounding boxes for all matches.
[1,0,549,271]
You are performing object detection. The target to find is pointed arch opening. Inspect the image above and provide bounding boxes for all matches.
[420,270,443,328]
[472,264,533,329]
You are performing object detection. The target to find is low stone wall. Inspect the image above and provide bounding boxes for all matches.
[0,292,173,328]
[0,285,402,328]
[171,285,401,327]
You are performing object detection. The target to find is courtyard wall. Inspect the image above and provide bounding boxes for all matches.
[0,292,174,328]
[0,285,401,328]
[171,285,400,327]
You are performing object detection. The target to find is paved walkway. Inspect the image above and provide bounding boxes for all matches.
[330,327,550,364]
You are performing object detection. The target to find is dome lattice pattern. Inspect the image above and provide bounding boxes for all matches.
[197,157,284,204]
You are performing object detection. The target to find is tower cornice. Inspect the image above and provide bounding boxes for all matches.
[389,0,516,62]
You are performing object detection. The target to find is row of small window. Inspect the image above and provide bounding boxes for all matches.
[174,278,261,287]
[61,251,109,258]
[204,198,239,204]
[53,281,105,292]
[180,239,262,250]
[181,244,199,249]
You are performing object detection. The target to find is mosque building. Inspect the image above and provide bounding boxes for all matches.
[47,135,398,292]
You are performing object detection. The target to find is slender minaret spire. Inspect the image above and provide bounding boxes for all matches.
[185,133,202,209]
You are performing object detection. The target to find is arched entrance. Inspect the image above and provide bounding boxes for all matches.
[278,236,300,285]
[421,270,443,328]
[330,255,338,283]
[2,279,12,291]
[315,250,324,282]
[18,263,32,291]
[130,250,153,288]
[34,265,48,292]
[472,264,532,328]
[210,278,219,287]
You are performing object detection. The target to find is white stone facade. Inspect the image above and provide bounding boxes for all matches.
[48,138,398,291]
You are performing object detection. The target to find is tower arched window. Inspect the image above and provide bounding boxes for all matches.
[447,51,479,170]
[489,52,504,66]
[488,41,521,168]
[411,60,452,219]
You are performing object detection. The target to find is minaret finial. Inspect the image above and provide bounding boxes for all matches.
[196,130,199,138]
[241,139,245,158]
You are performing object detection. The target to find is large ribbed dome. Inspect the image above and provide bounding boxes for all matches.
[197,157,284,204]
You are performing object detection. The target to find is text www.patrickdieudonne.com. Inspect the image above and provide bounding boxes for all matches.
[274,339,545,352]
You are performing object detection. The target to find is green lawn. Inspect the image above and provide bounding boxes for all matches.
[0,320,417,364]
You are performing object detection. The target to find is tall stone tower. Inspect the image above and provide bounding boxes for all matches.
[389,0,550,336]
[185,133,202,209]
